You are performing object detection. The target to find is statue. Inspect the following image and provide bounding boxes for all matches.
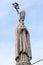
[12,2,32,65]
[15,11,32,63]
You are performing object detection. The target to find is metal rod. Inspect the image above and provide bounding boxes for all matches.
[32,59,43,65]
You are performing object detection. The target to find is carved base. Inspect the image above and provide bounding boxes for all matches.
[16,61,32,65]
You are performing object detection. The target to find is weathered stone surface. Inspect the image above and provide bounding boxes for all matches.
[17,61,32,65]
[15,11,32,65]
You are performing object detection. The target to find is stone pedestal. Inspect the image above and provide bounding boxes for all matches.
[16,61,32,65]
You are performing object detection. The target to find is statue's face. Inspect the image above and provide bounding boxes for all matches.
[20,11,25,21]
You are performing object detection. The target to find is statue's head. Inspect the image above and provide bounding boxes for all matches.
[19,10,25,22]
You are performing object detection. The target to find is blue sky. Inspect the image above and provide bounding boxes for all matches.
[0,0,43,65]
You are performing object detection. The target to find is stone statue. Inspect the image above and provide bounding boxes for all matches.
[15,11,32,64]
[12,2,32,65]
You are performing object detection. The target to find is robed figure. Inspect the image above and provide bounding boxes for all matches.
[15,11,32,63]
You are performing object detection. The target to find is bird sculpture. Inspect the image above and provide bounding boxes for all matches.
[12,2,19,14]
